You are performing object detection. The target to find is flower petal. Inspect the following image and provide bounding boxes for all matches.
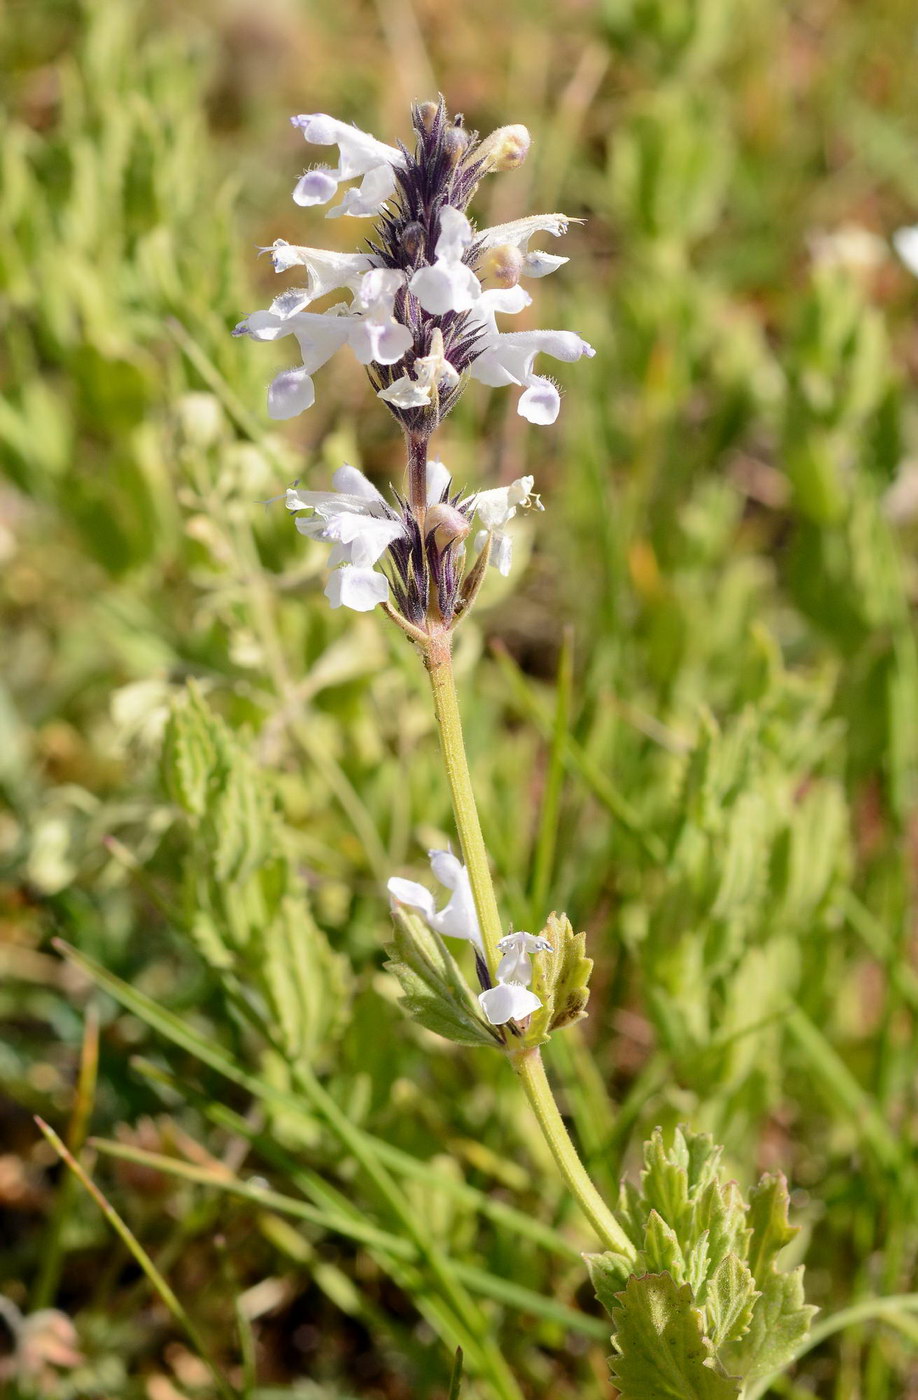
[518,375,560,425]
[436,205,474,261]
[426,459,453,504]
[477,213,574,249]
[291,114,401,180]
[324,566,389,611]
[478,982,542,1025]
[322,513,405,566]
[410,260,481,315]
[292,168,340,207]
[377,375,433,408]
[267,367,315,419]
[349,318,414,366]
[327,162,398,219]
[387,877,437,922]
[331,464,387,504]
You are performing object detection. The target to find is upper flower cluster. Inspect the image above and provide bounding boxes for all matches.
[235,99,594,430]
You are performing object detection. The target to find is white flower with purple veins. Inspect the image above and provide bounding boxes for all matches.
[235,100,593,430]
[409,206,482,314]
[387,850,483,950]
[290,114,402,217]
[348,270,414,365]
[469,329,595,426]
[286,464,406,612]
[479,931,552,1026]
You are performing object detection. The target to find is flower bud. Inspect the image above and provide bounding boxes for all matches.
[400,220,426,259]
[443,123,471,165]
[417,101,440,131]
[424,503,471,549]
[477,123,531,173]
[478,243,524,287]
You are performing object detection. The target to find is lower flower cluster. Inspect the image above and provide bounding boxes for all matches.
[387,850,552,1026]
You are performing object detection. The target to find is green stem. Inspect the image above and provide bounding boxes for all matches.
[425,634,634,1259]
[509,1047,635,1257]
[426,632,504,974]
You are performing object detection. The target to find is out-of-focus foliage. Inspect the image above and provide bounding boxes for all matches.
[1,0,917,1397]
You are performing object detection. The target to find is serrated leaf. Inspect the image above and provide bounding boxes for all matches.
[610,1273,740,1399]
[523,911,592,1046]
[641,1127,691,1231]
[685,1230,711,1297]
[721,1175,816,1381]
[643,1209,686,1280]
[585,1250,633,1317]
[704,1254,758,1348]
[745,1174,797,1278]
[721,1267,814,1382]
[695,1178,750,1269]
[385,910,500,1048]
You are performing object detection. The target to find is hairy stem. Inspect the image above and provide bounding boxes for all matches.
[407,432,430,520]
[424,633,634,1257]
[509,1047,636,1256]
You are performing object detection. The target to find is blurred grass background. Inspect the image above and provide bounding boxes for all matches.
[1,0,918,1395]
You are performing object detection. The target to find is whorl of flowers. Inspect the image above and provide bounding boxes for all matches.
[236,98,592,631]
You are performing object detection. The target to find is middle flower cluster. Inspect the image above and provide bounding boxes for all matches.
[285,460,541,617]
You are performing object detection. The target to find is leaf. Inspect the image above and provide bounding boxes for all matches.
[704,1254,758,1348]
[642,1209,686,1281]
[610,1272,740,1400]
[385,910,501,1048]
[523,911,592,1046]
[585,1249,634,1316]
[640,1127,691,1232]
[721,1175,817,1381]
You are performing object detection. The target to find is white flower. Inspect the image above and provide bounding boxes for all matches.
[325,566,390,611]
[238,109,593,428]
[469,329,596,425]
[291,114,402,217]
[494,930,552,982]
[893,225,918,277]
[387,849,482,949]
[409,206,482,314]
[233,307,352,420]
[259,241,374,296]
[286,463,405,609]
[477,213,576,279]
[478,981,542,1024]
[348,269,414,365]
[377,328,461,408]
[469,474,543,577]
[236,267,414,421]
[478,930,552,1026]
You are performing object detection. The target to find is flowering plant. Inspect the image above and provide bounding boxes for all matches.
[231,98,816,1399]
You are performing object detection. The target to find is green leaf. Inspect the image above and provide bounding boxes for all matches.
[585,1249,635,1316]
[642,1209,686,1281]
[523,911,592,1046]
[640,1127,691,1232]
[385,910,501,1048]
[721,1175,817,1381]
[610,1273,740,1399]
[704,1254,758,1348]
